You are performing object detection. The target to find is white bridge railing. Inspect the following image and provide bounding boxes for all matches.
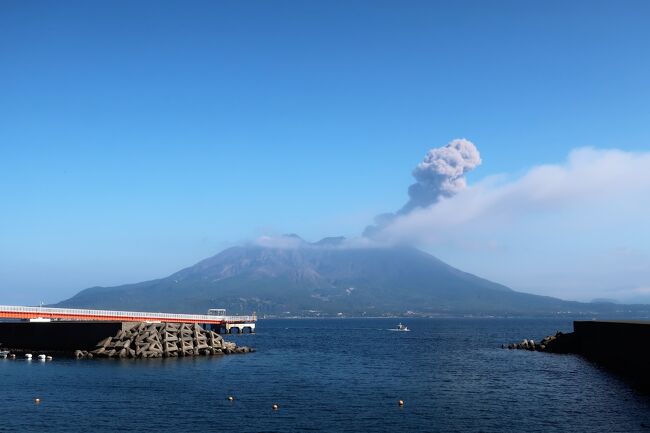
[0,305,256,324]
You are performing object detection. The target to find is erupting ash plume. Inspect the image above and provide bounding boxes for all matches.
[364,138,481,238]
[400,138,481,214]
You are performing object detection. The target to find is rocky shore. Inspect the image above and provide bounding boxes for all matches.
[75,322,253,359]
[503,331,577,354]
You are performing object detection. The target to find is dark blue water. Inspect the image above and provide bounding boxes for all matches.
[1,318,649,432]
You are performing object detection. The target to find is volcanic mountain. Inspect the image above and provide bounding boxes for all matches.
[55,236,643,316]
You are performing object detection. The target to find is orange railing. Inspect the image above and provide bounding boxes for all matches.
[0,305,256,325]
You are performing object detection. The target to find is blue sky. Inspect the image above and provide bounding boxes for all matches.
[1,0,649,305]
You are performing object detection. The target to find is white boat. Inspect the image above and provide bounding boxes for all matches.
[389,322,410,332]
[0,350,9,359]
[37,354,46,361]
[25,353,32,359]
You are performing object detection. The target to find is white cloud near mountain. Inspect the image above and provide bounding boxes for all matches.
[375,147,650,242]
[372,147,650,301]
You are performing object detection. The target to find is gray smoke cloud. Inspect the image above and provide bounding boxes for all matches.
[364,138,481,238]
[400,138,481,214]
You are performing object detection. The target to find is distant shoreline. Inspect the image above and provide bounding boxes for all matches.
[254,313,650,320]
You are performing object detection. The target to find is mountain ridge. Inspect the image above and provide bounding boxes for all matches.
[54,236,649,317]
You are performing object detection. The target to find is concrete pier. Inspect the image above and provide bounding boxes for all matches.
[225,321,256,334]
[573,320,650,388]
[507,320,650,389]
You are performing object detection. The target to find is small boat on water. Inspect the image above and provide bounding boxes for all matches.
[0,350,9,359]
[25,353,32,360]
[37,354,46,361]
[389,322,410,332]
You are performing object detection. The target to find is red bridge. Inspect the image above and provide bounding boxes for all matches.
[0,305,256,332]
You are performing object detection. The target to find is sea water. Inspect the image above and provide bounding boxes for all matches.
[1,318,649,432]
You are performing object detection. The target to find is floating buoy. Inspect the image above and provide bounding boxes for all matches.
[227,396,234,401]
[398,399,404,407]
[272,403,279,410]
[34,398,41,404]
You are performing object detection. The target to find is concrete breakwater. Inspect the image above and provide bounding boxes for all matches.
[80,322,252,359]
[0,321,253,359]
[505,320,650,389]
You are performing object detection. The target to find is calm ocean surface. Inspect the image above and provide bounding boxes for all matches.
[1,318,649,432]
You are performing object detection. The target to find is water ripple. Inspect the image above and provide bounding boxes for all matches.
[0,318,648,432]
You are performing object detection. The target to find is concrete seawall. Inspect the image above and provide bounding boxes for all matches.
[0,321,253,358]
[0,321,128,351]
[573,320,650,388]
[507,320,650,389]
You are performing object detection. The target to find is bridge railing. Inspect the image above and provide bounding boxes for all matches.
[0,305,256,323]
